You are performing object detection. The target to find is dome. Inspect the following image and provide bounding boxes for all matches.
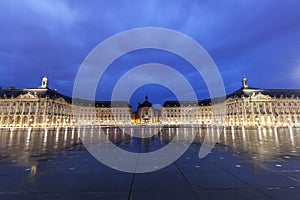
[138,95,152,108]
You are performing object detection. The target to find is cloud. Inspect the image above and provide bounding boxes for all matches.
[0,0,300,107]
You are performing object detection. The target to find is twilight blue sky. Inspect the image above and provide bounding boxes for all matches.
[0,0,300,110]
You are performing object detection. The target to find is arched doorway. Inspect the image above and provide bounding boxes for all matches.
[29,116,34,127]
[15,116,21,127]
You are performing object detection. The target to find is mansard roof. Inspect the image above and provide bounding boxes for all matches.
[163,99,211,107]
[225,77,300,99]
[227,87,300,99]
[138,100,152,108]
[73,98,131,108]
[0,87,72,103]
[138,95,152,108]
[163,81,300,107]
[0,87,131,107]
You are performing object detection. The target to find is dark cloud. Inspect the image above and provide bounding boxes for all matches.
[0,0,299,109]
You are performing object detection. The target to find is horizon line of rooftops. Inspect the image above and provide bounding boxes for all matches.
[0,76,300,109]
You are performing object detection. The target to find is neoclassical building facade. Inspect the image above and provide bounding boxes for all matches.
[135,95,160,124]
[224,78,300,127]
[0,76,299,128]
[162,78,300,127]
[0,76,132,128]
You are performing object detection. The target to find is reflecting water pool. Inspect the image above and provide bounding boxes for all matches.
[0,127,299,200]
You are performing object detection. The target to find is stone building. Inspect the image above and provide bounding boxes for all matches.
[224,78,300,127]
[161,100,210,125]
[0,76,299,128]
[135,95,160,124]
[0,76,132,128]
[161,78,300,127]
[0,76,73,127]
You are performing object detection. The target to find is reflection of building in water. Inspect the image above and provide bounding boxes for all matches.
[0,128,80,174]
[0,76,299,127]
[214,127,300,161]
[30,164,37,175]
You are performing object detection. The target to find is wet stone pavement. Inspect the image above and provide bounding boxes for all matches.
[0,127,299,200]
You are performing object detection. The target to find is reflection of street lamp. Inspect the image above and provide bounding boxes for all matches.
[254,117,258,126]
[31,164,37,175]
